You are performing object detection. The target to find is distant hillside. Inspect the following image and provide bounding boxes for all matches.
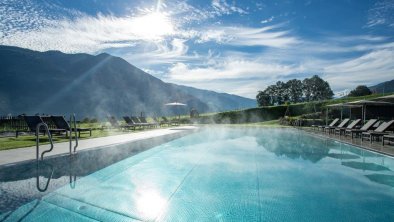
[170,84,256,112]
[0,45,255,118]
[369,79,394,94]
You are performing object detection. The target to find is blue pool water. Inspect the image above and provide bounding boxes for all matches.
[1,127,394,221]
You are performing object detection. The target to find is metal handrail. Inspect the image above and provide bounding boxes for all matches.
[36,122,54,160]
[69,114,79,154]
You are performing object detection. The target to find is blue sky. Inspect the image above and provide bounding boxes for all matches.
[1,0,394,98]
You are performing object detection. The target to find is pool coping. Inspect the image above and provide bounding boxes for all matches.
[0,126,199,169]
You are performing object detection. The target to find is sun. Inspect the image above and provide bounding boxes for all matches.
[131,12,174,40]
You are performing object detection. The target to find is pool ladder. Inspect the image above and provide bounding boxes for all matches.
[35,114,79,160]
[35,114,79,192]
[36,122,54,161]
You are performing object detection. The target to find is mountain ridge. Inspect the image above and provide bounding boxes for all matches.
[0,45,255,118]
[369,79,394,94]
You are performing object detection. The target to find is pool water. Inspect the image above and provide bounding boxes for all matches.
[1,127,394,221]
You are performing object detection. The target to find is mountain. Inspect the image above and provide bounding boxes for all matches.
[0,45,255,118]
[369,79,394,94]
[171,84,256,111]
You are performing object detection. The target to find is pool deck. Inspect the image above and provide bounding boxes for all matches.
[303,128,394,157]
[0,126,198,167]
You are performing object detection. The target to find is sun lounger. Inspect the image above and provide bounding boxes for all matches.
[122,116,143,129]
[139,117,159,128]
[361,120,394,143]
[345,119,378,138]
[16,115,66,138]
[312,118,339,131]
[107,116,135,130]
[130,116,149,128]
[324,118,349,134]
[334,119,361,135]
[51,116,92,137]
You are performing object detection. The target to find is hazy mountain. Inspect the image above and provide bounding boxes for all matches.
[171,84,256,111]
[369,79,394,94]
[0,46,255,118]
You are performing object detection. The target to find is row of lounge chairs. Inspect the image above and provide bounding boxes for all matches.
[312,118,394,144]
[16,115,91,138]
[123,116,158,129]
[106,116,179,130]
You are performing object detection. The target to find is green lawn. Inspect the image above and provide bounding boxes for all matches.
[0,128,131,151]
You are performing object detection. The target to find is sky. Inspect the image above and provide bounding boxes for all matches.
[1,0,394,99]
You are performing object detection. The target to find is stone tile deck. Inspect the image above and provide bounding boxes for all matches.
[303,128,394,157]
[0,126,198,167]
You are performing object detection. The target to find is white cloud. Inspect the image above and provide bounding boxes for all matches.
[167,60,300,82]
[261,16,274,24]
[366,0,394,28]
[323,48,394,90]
[122,38,195,66]
[196,25,298,48]
[211,0,247,15]
[160,36,394,98]
[0,11,177,53]
[162,58,304,98]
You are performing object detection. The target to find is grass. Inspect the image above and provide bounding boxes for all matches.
[0,119,174,151]
[322,92,394,106]
[0,128,130,151]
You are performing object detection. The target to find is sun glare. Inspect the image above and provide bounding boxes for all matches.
[136,189,167,219]
[131,12,174,40]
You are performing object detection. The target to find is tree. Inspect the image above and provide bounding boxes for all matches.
[256,75,334,106]
[348,85,372,97]
[286,79,303,103]
[256,91,271,106]
[275,81,288,104]
[302,75,333,101]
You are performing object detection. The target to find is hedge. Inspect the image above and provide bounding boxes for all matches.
[196,102,326,124]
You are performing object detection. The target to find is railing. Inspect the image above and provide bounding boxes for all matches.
[32,114,78,192]
[69,114,78,154]
[36,123,54,160]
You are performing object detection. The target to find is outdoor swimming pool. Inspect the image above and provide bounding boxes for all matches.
[1,127,394,221]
